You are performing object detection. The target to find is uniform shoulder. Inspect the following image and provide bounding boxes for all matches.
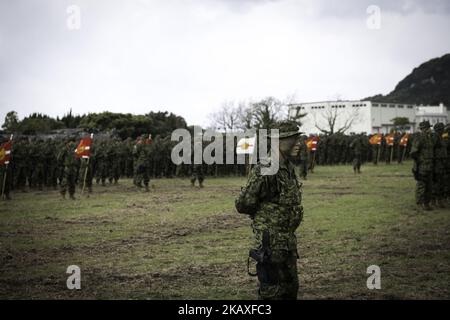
[250,159,271,176]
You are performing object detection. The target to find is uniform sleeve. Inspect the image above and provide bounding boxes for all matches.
[410,136,420,160]
[235,165,268,216]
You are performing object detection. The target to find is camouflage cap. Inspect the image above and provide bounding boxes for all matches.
[269,120,303,139]
[419,121,431,129]
[434,122,445,131]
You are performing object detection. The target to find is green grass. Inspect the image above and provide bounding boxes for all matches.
[0,161,449,299]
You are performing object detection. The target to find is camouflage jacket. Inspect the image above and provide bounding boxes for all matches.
[432,133,448,172]
[298,141,309,161]
[410,132,434,173]
[235,157,303,251]
[58,142,79,169]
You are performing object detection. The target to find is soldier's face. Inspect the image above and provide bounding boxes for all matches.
[279,135,301,158]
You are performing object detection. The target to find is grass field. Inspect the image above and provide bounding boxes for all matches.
[1,161,449,300]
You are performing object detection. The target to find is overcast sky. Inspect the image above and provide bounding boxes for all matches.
[1,0,450,127]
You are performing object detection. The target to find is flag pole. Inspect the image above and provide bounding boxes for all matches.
[81,157,89,195]
[2,134,12,200]
[401,146,407,163]
[1,164,7,200]
[390,145,394,164]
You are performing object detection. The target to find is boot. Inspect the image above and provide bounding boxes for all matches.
[60,191,66,199]
[145,185,149,192]
[70,194,76,200]
[199,181,204,188]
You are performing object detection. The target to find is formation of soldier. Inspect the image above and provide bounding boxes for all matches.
[411,121,450,210]
[1,126,449,204]
[0,134,178,199]
[312,132,413,167]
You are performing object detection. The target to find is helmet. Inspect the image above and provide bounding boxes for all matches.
[419,121,431,130]
[268,120,303,139]
[434,122,445,132]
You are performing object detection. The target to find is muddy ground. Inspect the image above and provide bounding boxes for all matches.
[0,161,449,299]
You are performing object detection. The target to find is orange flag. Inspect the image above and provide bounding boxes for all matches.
[385,134,394,146]
[369,134,382,145]
[399,134,410,147]
[0,140,12,166]
[75,136,92,159]
[306,136,318,151]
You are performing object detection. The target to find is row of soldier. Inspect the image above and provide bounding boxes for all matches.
[1,128,447,201]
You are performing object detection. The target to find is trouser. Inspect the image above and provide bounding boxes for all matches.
[257,250,299,300]
[416,172,433,205]
[96,161,108,185]
[299,160,307,179]
[134,163,149,187]
[0,165,12,198]
[353,154,361,173]
[191,166,204,185]
[432,164,446,201]
[372,146,380,165]
[60,167,77,196]
[31,164,45,189]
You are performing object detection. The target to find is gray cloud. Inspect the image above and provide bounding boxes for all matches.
[313,0,450,17]
[1,0,450,127]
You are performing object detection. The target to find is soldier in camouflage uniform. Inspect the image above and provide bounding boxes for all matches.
[107,139,121,184]
[12,136,30,191]
[410,121,434,211]
[95,140,109,186]
[432,123,447,208]
[298,135,309,180]
[444,124,450,203]
[0,136,12,200]
[133,135,151,191]
[235,120,303,300]
[349,135,363,174]
[58,137,79,199]
[190,136,205,187]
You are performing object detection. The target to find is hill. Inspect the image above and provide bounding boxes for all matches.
[365,53,450,108]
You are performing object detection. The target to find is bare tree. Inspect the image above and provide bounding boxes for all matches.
[315,106,361,135]
[235,101,253,130]
[210,96,298,132]
[208,101,240,132]
[251,96,284,129]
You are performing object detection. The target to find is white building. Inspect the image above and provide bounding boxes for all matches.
[288,100,449,134]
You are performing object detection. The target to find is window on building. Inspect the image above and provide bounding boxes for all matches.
[389,104,395,108]
[407,105,413,109]
[398,105,404,108]
[381,104,387,107]
[372,104,379,107]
